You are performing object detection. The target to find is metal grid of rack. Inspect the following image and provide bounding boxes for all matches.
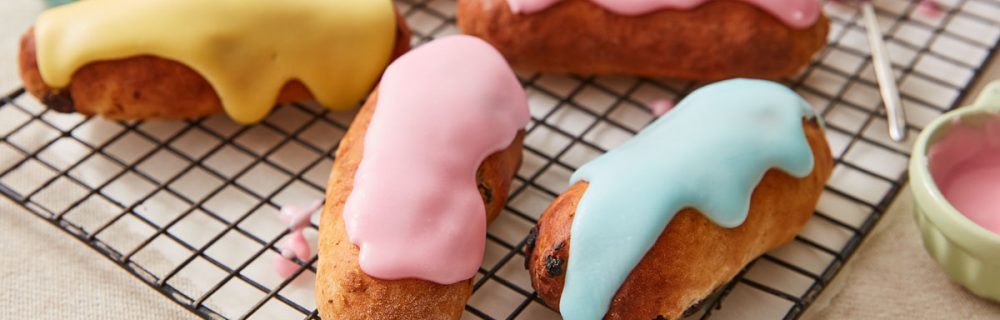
[1,0,999,319]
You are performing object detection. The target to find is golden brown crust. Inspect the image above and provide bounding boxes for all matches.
[457,0,829,80]
[17,11,412,120]
[526,120,833,320]
[315,89,525,320]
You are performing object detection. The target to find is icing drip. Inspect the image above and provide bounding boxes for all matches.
[343,35,530,284]
[919,0,943,18]
[506,0,821,29]
[275,232,310,278]
[648,99,675,117]
[274,200,323,278]
[34,0,397,124]
[561,79,817,319]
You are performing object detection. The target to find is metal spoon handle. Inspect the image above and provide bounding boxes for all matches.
[862,2,908,142]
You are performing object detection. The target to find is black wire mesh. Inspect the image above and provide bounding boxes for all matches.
[1,0,999,319]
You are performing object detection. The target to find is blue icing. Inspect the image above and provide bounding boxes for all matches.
[559,79,818,320]
[44,0,75,7]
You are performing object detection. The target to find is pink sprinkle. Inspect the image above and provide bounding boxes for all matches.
[274,200,323,278]
[919,0,942,18]
[278,199,322,230]
[275,231,312,278]
[829,0,942,18]
[648,99,675,116]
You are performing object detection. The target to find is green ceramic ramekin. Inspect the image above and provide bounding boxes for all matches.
[910,80,1000,301]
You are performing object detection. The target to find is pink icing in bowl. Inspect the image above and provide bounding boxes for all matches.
[910,81,1000,302]
[928,114,1000,235]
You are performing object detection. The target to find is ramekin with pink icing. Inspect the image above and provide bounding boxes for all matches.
[911,81,1000,302]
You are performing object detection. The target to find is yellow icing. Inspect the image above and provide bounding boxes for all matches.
[35,0,398,124]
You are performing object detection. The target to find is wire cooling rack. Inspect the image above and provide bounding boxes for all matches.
[1,0,999,319]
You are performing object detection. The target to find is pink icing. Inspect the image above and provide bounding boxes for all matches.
[343,35,530,284]
[275,231,311,278]
[648,99,675,116]
[506,0,821,29]
[274,199,323,278]
[928,115,1000,235]
[919,0,943,18]
[279,199,321,231]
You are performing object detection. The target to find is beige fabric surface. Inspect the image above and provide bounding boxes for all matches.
[0,197,196,320]
[0,1,192,319]
[1,0,39,95]
[805,187,1000,319]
